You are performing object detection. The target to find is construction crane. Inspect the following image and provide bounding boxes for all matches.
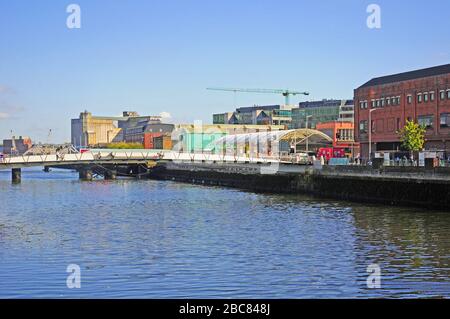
[206,87,309,106]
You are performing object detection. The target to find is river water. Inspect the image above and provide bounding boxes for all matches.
[0,168,449,298]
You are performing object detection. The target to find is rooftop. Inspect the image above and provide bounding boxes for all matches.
[236,105,281,113]
[298,99,353,108]
[358,64,450,89]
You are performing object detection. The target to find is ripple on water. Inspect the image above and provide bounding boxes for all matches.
[0,169,449,298]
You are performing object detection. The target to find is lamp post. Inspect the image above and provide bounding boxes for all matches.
[305,115,312,152]
[368,109,377,162]
[10,130,16,156]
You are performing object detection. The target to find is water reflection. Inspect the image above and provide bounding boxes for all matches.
[351,206,450,297]
[0,169,448,298]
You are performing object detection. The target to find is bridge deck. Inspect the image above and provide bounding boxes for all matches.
[0,150,280,170]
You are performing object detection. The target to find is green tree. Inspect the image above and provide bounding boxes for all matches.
[105,142,143,149]
[398,120,426,163]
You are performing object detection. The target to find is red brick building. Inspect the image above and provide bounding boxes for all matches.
[354,64,450,160]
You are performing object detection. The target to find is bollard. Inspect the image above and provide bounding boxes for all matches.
[12,168,21,184]
[104,170,117,180]
[79,169,93,181]
[136,165,148,180]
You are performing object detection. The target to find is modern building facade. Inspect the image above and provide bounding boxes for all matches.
[212,112,239,125]
[126,122,174,147]
[153,134,173,150]
[354,64,450,160]
[213,105,293,126]
[315,122,355,147]
[315,121,359,157]
[290,99,354,129]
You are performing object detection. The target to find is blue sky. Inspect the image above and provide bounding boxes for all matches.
[0,0,449,143]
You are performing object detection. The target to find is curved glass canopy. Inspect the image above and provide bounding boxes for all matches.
[209,129,333,158]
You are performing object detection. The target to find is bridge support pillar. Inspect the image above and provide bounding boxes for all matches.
[12,168,21,184]
[104,170,117,180]
[135,165,147,180]
[79,169,93,181]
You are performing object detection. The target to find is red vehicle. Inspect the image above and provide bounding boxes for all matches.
[317,147,346,161]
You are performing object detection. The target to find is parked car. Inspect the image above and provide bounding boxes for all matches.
[295,152,315,165]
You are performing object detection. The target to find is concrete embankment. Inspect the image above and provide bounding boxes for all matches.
[148,161,450,210]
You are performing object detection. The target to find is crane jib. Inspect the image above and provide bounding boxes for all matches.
[206,87,309,105]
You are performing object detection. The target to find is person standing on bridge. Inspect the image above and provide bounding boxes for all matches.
[55,146,61,161]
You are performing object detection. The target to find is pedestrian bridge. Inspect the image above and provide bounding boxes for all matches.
[0,149,280,169]
[0,149,163,169]
[0,149,281,182]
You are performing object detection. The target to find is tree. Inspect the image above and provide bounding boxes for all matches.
[398,120,426,163]
[105,142,143,149]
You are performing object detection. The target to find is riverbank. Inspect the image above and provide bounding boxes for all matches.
[149,162,450,210]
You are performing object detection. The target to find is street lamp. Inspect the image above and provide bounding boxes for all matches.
[9,130,17,156]
[368,109,377,162]
[305,115,313,152]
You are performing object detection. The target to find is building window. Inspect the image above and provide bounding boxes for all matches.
[439,90,445,100]
[447,90,450,99]
[391,96,400,106]
[360,100,368,109]
[381,98,385,107]
[418,115,434,129]
[359,120,368,133]
[338,129,353,141]
[371,100,375,108]
[423,93,429,103]
[407,95,412,104]
[396,118,401,131]
[430,91,435,102]
[417,93,422,103]
[440,113,450,128]
[386,97,391,106]
[391,96,398,106]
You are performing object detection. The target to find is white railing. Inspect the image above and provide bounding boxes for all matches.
[0,149,282,168]
[0,152,95,165]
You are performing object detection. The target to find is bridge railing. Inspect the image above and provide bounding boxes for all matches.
[164,150,276,162]
[0,152,96,165]
[0,149,281,167]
